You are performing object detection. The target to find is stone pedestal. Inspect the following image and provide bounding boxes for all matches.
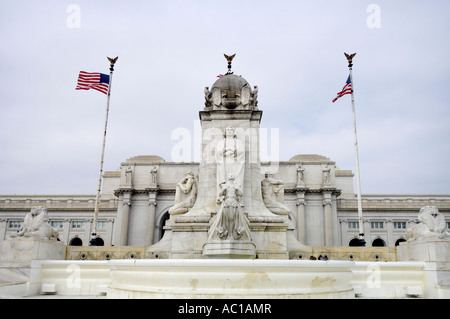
[397,240,450,298]
[0,238,66,262]
[397,240,450,262]
[202,240,256,259]
[145,71,311,260]
[0,238,66,296]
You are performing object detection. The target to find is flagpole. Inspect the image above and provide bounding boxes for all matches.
[345,52,366,247]
[90,56,118,246]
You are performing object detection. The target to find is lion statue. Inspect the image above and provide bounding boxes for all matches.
[10,206,59,240]
[405,206,450,242]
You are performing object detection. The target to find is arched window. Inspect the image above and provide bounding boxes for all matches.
[69,237,83,246]
[395,238,406,246]
[349,238,361,246]
[372,238,386,247]
[159,211,170,240]
[94,237,105,246]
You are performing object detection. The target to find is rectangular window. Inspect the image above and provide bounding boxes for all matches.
[348,221,359,229]
[51,220,64,229]
[394,222,407,229]
[71,221,84,229]
[447,222,450,229]
[8,220,22,229]
[97,221,107,229]
[371,221,384,229]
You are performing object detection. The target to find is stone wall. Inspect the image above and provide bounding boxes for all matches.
[65,245,397,262]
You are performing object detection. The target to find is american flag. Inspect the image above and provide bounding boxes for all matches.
[332,75,352,103]
[75,71,110,95]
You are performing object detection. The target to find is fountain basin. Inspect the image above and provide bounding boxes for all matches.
[107,259,355,298]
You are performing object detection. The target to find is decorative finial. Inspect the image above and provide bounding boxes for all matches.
[107,56,118,71]
[224,53,236,74]
[344,52,356,68]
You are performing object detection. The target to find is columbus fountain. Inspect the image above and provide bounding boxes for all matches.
[0,55,448,299]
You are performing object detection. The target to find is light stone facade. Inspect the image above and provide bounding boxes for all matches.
[1,67,450,299]
[1,155,449,248]
[1,70,449,249]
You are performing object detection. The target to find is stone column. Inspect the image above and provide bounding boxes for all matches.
[62,219,71,244]
[106,219,114,246]
[120,201,131,246]
[295,191,306,243]
[85,218,92,244]
[339,219,348,246]
[386,219,394,247]
[304,195,325,246]
[331,195,340,245]
[323,192,333,246]
[364,219,371,246]
[116,191,132,246]
[146,190,157,246]
[0,219,7,245]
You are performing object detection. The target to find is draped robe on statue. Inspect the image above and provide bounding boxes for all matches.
[215,127,245,194]
[207,127,250,241]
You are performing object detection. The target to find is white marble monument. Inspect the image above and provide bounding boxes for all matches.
[148,57,310,259]
[0,206,65,263]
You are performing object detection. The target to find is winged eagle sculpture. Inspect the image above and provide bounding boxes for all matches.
[107,56,119,70]
[224,53,236,72]
[344,52,356,67]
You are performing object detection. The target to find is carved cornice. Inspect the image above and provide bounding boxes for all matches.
[114,187,161,197]
[114,188,134,197]
[114,187,175,197]
[285,187,341,197]
[157,189,176,195]
[174,216,210,223]
[199,109,263,122]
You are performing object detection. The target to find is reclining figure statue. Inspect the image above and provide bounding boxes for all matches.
[405,206,450,242]
[10,206,59,240]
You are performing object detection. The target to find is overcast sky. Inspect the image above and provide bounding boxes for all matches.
[0,0,449,195]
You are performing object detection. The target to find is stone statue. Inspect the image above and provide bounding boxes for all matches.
[405,206,450,242]
[208,175,251,241]
[251,85,258,109]
[169,172,198,216]
[10,206,59,240]
[261,173,291,216]
[125,166,133,186]
[215,126,245,195]
[322,165,331,185]
[296,164,305,186]
[204,87,212,108]
[150,166,158,185]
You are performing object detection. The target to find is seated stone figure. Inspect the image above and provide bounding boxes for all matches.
[10,206,59,240]
[261,173,291,216]
[208,175,251,241]
[406,206,450,242]
[169,172,198,216]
